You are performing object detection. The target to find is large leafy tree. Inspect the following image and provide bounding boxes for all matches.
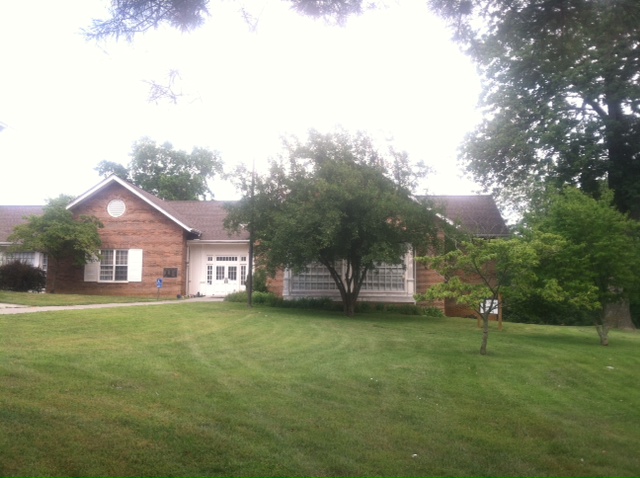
[225,129,440,316]
[8,195,103,293]
[521,187,640,342]
[96,137,223,200]
[428,0,640,217]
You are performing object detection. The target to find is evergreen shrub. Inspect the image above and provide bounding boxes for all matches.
[0,260,46,292]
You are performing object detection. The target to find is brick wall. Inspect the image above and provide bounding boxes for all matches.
[266,269,284,297]
[50,183,188,298]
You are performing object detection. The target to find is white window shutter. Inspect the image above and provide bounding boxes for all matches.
[128,249,143,282]
[84,258,100,282]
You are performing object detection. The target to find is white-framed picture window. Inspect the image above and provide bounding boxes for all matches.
[85,249,143,283]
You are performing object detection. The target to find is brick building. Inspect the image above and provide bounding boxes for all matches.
[0,176,509,315]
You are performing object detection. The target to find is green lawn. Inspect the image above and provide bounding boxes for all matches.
[0,290,159,306]
[1,302,639,476]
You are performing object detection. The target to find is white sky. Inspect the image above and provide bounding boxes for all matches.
[0,0,483,205]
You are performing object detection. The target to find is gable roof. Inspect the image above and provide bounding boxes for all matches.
[424,195,510,237]
[67,175,199,235]
[0,205,44,243]
[66,175,247,241]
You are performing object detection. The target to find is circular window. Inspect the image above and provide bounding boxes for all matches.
[107,199,126,218]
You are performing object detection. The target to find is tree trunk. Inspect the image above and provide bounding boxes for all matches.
[604,299,636,330]
[596,324,609,346]
[604,93,640,219]
[595,310,610,346]
[344,294,357,317]
[479,313,490,355]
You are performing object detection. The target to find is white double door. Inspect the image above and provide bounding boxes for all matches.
[205,257,246,296]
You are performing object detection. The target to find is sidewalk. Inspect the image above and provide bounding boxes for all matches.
[0,296,223,315]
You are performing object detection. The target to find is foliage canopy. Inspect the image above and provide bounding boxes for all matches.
[520,187,640,341]
[428,0,640,217]
[85,0,367,40]
[416,235,549,355]
[96,137,222,201]
[225,129,440,316]
[8,195,103,292]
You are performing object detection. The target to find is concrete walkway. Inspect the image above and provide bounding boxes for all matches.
[0,296,224,315]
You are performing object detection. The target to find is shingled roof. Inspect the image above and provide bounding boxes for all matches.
[1,179,507,243]
[165,200,247,241]
[0,205,44,243]
[64,175,247,242]
[425,195,510,237]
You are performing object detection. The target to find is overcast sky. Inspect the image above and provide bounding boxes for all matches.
[0,0,483,205]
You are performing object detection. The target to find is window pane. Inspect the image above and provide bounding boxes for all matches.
[102,250,114,263]
[291,263,336,291]
[115,266,128,281]
[361,263,405,291]
[207,265,213,285]
[228,266,237,280]
[116,250,128,265]
[100,265,113,281]
[216,266,225,280]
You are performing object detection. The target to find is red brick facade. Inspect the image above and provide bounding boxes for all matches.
[51,183,188,298]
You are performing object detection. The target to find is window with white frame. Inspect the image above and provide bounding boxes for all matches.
[291,263,337,290]
[291,259,407,293]
[84,249,142,283]
[361,263,406,291]
[0,252,36,266]
[228,266,237,281]
[100,250,128,281]
[207,265,213,285]
[240,265,247,285]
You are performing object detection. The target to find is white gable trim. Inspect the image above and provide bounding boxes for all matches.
[66,175,195,234]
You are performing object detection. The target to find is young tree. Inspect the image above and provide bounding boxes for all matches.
[523,187,640,344]
[225,129,440,316]
[415,232,599,355]
[429,0,640,217]
[96,137,223,200]
[417,237,524,355]
[8,196,103,293]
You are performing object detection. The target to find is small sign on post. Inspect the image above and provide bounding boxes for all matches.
[156,278,163,300]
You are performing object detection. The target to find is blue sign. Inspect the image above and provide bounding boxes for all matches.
[156,278,163,288]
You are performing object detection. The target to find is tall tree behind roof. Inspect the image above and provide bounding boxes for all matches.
[428,0,640,217]
[96,137,223,201]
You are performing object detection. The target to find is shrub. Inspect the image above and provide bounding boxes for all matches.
[223,291,248,303]
[223,291,281,305]
[223,292,444,317]
[0,260,47,292]
[504,295,593,326]
[421,306,445,318]
[252,268,269,293]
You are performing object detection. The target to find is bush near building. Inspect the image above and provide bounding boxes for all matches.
[0,260,46,292]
